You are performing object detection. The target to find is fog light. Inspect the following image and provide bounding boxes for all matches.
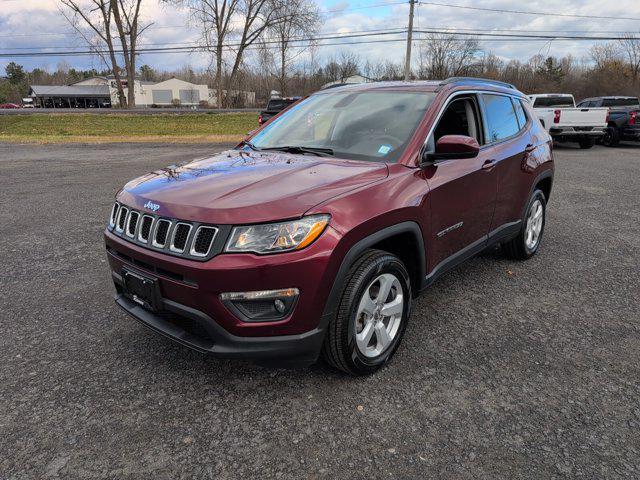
[274,299,286,313]
[220,288,299,322]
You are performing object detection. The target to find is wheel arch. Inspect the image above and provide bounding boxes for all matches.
[319,222,426,329]
[535,174,553,202]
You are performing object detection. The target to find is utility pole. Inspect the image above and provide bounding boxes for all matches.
[404,0,415,81]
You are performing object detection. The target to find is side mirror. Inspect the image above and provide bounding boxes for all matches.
[422,135,480,165]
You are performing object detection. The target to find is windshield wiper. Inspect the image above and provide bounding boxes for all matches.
[260,145,335,157]
[237,139,260,151]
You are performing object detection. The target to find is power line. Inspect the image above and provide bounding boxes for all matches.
[0,30,410,58]
[418,1,640,21]
[0,27,409,51]
[413,29,640,41]
[2,31,638,59]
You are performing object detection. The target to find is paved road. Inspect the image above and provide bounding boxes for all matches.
[1,142,639,479]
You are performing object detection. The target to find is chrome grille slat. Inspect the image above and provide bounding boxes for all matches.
[126,211,140,237]
[110,202,119,227]
[170,223,192,253]
[116,206,128,233]
[153,219,172,248]
[190,226,218,257]
[138,215,154,243]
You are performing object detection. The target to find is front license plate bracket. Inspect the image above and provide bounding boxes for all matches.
[122,268,161,311]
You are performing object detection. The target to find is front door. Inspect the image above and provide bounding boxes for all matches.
[421,95,498,273]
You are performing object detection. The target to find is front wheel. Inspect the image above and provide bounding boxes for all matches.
[503,189,547,260]
[321,249,411,375]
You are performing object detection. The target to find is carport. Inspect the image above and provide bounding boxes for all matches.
[29,85,112,109]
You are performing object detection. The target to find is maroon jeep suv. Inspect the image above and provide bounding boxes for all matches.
[105,78,553,375]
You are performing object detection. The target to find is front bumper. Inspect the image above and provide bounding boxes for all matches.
[113,284,324,364]
[105,225,343,362]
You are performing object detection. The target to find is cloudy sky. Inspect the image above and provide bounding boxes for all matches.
[1,0,640,74]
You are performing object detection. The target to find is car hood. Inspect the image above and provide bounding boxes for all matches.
[117,150,389,224]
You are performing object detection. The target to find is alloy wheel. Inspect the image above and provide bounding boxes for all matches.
[354,273,404,358]
[525,199,544,251]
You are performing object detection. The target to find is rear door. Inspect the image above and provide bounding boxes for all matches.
[479,93,535,233]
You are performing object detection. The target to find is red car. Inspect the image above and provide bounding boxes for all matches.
[0,103,20,109]
[105,78,553,375]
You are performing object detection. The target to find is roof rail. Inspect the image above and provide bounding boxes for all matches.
[439,77,517,90]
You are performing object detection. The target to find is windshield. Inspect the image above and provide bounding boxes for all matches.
[602,98,640,107]
[533,96,574,108]
[250,90,436,162]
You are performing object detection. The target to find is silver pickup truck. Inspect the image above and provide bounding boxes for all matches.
[529,94,609,149]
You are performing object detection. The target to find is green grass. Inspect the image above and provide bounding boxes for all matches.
[0,112,257,143]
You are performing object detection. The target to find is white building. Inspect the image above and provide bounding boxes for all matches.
[30,76,255,108]
[72,76,209,107]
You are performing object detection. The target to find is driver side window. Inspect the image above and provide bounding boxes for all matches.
[427,96,483,152]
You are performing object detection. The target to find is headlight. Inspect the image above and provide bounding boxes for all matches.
[225,214,330,254]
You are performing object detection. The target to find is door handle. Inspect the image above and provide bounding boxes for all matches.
[481,159,497,170]
[525,144,536,153]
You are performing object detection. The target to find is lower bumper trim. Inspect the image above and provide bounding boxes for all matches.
[113,280,325,364]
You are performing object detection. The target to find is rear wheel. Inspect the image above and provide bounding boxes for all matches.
[322,249,411,375]
[503,189,546,260]
[602,127,620,147]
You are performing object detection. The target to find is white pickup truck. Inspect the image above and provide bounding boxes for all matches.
[529,94,609,149]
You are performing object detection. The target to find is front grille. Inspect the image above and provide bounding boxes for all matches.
[126,211,140,237]
[191,226,218,257]
[153,219,172,248]
[138,215,154,243]
[107,201,220,261]
[170,223,192,253]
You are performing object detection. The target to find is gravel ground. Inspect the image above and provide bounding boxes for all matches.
[1,142,639,479]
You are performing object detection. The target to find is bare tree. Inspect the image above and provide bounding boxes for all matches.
[619,33,640,85]
[176,0,283,107]
[59,0,127,107]
[176,0,239,107]
[589,43,622,69]
[337,51,360,81]
[111,0,152,107]
[268,0,319,96]
[226,0,283,103]
[418,34,479,79]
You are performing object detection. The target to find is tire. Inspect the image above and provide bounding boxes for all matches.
[602,127,620,147]
[578,138,594,149]
[321,249,412,376]
[503,189,547,260]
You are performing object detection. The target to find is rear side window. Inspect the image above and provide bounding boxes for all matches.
[602,98,640,107]
[482,94,520,143]
[266,99,294,110]
[513,99,528,129]
[533,96,574,108]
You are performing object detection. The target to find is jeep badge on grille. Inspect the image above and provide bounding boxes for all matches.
[143,200,160,212]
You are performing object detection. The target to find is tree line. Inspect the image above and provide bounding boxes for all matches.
[2,27,639,106]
